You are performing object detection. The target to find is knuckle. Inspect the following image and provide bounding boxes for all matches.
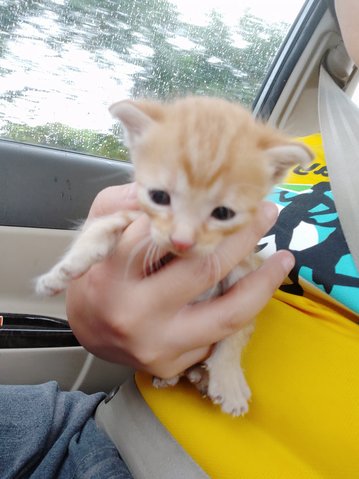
[136,347,161,370]
[220,310,245,334]
[135,347,181,378]
[196,258,222,289]
[261,259,289,294]
[89,188,112,217]
[253,203,278,237]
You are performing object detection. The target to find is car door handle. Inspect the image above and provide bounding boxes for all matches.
[0,313,80,348]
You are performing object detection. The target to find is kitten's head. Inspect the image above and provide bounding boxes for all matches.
[110,97,312,256]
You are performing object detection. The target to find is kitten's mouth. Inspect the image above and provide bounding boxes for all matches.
[144,247,197,276]
[144,252,176,276]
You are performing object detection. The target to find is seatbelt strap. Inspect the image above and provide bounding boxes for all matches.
[318,65,359,270]
[95,376,210,479]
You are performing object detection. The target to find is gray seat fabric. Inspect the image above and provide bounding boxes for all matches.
[95,376,210,479]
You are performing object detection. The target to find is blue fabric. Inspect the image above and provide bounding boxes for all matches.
[0,381,133,479]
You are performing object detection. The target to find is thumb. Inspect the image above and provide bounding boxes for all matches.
[88,183,139,219]
[174,250,295,349]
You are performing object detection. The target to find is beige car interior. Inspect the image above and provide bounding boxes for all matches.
[0,0,355,419]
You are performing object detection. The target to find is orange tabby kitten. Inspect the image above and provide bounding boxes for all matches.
[36,96,312,415]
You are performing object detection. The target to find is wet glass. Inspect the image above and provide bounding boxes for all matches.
[0,0,304,159]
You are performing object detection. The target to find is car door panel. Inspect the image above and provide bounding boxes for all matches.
[0,140,134,391]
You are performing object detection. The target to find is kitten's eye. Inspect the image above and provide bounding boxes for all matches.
[211,206,236,221]
[149,189,171,206]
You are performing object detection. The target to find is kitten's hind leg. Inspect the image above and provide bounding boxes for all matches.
[205,321,254,416]
[186,364,209,396]
[36,211,140,296]
[152,375,181,388]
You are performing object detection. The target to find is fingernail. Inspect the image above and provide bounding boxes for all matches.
[126,182,137,199]
[278,250,295,272]
[261,201,278,223]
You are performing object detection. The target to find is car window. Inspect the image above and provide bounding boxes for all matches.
[0,0,305,160]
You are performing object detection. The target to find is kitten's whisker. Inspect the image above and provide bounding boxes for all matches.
[145,241,164,275]
[154,243,162,266]
[124,235,152,280]
[148,243,160,276]
[210,252,223,296]
[212,253,222,287]
[143,242,157,277]
[143,243,174,277]
[216,248,235,274]
[201,253,222,299]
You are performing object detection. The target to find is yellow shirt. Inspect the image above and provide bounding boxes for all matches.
[136,134,359,478]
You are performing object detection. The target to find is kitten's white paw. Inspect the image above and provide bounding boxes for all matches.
[152,375,180,388]
[35,211,139,297]
[186,364,209,396]
[36,243,115,296]
[35,273,67,296]
[36,261,85,296]
[206,365,251,417]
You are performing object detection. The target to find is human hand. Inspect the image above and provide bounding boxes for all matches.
[66,183,294,378]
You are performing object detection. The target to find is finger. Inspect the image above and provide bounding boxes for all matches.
[104,214,173,279]
[170,250,294,350]
[152,346,211,379]
[114,213,153,276]
[143,201,279,311]
[88,183,172,277]
[88,183,139,219]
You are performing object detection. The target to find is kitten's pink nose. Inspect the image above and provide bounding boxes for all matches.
[170,238,194,253]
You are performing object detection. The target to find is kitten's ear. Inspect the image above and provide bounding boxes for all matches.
[265,142,314,184]
[109,100,164,148]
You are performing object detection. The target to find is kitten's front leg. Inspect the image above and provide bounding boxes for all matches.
[205,321,255,416]
[36,211,140,296]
